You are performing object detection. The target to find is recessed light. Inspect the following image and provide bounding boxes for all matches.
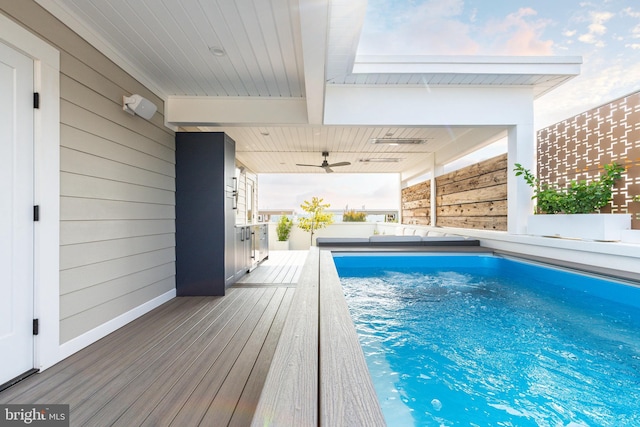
[260,131,270,136]
[209,46,226,56]
[359,158,403,163]
[370,138,430,145]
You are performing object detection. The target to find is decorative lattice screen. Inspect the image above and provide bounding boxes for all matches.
[537,91,640,229]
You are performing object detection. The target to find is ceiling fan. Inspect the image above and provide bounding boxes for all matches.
[296,151,351,173]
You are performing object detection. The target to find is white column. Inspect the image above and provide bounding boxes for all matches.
[397,173,403,224]
[507,124,535,234]
[429,154,444,227]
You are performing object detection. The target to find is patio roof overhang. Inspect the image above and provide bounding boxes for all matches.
[38,0,581,180]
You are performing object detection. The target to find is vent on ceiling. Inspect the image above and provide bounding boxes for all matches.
[370,138,430,145]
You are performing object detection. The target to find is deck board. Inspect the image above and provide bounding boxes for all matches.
[0,251,305,427]
[237,250,308,284]
[228,288,295,427]
[93,289,266,427]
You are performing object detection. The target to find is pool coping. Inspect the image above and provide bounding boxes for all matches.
[493,249,640,286]
[251,247,386,427]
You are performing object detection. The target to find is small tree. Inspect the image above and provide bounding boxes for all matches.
[275,215,293,241]
[298,196,333,245]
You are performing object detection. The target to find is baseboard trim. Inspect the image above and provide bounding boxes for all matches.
[57,289,176,363]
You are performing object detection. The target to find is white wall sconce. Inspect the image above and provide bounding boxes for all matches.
[123,94,157,120]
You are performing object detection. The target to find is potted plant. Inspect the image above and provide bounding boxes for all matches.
[274,215,293,250]
[514,162,631,241]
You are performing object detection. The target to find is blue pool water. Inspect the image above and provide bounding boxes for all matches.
[333,254,640,427]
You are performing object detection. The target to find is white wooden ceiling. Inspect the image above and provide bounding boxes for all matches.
[194,124,506,176]
[38,0,580,177]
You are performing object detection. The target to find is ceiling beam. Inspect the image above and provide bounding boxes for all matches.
[324,85,535,126]
[298,0,330,125]
[352,55,583,75]
[166,96,308,126]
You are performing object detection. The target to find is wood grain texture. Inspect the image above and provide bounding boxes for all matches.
[251,248,319,427]
[236,251,307,285]
[319,251,386,427]
[228,288,296,427]
[2,288,294,426]
[402,154,508,231]
[252,248,386,426]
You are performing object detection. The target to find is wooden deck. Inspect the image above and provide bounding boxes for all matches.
[0,251,307,427]
[236,250,308,285]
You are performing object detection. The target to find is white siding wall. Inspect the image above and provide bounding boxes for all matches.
[0,2,176,344]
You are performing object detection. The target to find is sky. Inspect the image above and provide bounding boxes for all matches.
[259,0,640,213]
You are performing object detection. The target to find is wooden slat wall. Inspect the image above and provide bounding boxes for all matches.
[401,180,431,225]
[436,154,508,230]
[0,1,176,343]
[402,154,508,231]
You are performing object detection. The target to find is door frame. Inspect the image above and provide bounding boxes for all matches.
[0,13,60,371]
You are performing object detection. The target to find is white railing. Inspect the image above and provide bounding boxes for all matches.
[268,222,378,250]
[267,221,640,277]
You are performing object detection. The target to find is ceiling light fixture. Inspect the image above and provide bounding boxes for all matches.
[370,138,430,145]
[359,158,403,163]
[209,46,226,56]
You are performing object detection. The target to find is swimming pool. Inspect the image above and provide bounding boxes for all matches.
[333,253,640,427]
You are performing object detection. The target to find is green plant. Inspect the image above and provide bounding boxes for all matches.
[343,209,367,222]
[298,196,334,244]
[275,215,293,241]
[514,162,625,214]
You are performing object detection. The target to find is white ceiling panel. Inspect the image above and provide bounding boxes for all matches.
[53,0,305,97]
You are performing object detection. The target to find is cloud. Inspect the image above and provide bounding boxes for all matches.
[535,55,640,128]
[360,3,557,56]
[577,11,614,47]
[482,8,554,55]
[358,0,479,55]
[622,7,640,18]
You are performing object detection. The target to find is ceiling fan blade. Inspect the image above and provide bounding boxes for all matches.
[323,166,334,173]
[328,161,351,167]
[296,163,322,167]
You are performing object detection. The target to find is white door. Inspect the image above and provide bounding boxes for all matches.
[0,41,35,384]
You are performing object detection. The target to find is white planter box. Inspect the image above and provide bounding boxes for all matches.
[527,214,631,241]
[621,230,640,244]
[273,240,290,250]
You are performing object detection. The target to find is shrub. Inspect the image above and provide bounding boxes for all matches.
[275,215,293,241]
[514,162,625,214]
[343,210,367,222]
